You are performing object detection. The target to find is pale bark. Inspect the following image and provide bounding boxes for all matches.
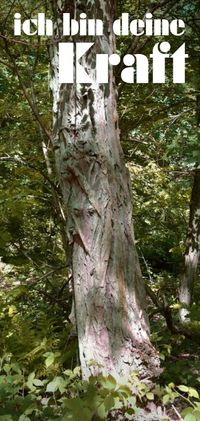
[179,92,200,323]
[179,171,200,323]
[50,0,160,379]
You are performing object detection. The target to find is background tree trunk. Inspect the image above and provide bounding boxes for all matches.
[179,94,200,323]
[179,171,200,322]
[50,0,160,379]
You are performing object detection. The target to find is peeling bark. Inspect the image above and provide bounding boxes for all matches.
[50,0,160,379]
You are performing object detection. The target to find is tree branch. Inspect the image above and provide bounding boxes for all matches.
[0,155,59,194]
[145,282,200,341]
[1,37,52,143]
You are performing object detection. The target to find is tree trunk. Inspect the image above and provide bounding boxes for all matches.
[179,170,200,322]
[50,0,160,379]
[179,93,200,323]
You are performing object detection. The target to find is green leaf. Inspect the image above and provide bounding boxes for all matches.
[104,394,115,411]
[112,396,123,410]
[98,375,117,391]
[96,403,107,419]
[45,354,55,368]
[188,388,199,399]
[182,408,195,417]
[62,399,92,421]
[73,367,81,376]
[160,352,167,361]
[127,396,137,407]
[168,383,175,389]
[178,385,189,393]
[26,372,36,391]
[32,378,43,387]
[118,385,132,397]
[146,392,154,400]
[0,416,13,421]
[163,394,170,405]
[62,398,83,411]
[0,417,13,421]
[184,414,196,421]
[79,408,92,421]
[46,376,67,394]
[63,370,73,377]
[10,363,21,374]
[61,414,74,421]
[46,377,61,393]
[19,416,31,421]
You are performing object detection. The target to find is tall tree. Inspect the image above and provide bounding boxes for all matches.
[49,0,160,379]
[179,94,200,323]
[178,7,200,321]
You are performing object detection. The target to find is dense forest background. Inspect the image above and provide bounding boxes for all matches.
[0,0,200,420]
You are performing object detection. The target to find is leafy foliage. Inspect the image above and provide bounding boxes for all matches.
[0,356,199,420]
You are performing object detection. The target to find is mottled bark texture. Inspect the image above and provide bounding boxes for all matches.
[179,94,200,323]
[179,171,200,322]
[50,0,160,379]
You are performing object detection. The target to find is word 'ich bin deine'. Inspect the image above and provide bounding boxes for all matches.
[14,12,188,84]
